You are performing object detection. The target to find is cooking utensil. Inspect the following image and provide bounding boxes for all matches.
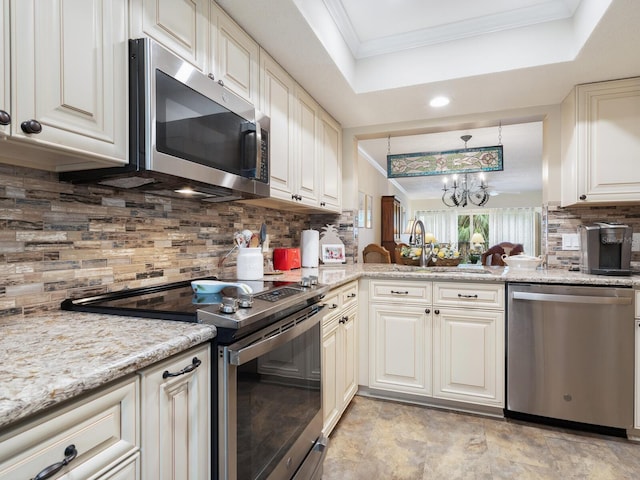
[259,223,267,248]
[249,234,260,248]
[234,232,246,248]
[218,244,238,267]
[241,229,253,246]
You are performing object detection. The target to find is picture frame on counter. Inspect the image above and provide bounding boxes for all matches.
[321,244,346,264]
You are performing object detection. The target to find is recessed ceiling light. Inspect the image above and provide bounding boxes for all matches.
[429,96,450,108]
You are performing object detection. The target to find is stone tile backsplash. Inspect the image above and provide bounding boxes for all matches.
[2,163,639,317]
[0,164,345,317]
[545,204,640,269]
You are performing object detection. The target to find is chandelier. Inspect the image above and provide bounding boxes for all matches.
[442,135,490,208]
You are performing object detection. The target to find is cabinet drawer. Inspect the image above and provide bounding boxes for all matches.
[370,280,431,302]
[0,377,139,480]
[341,281,358,309]
[433,282,505,309]
[322,290,341,321]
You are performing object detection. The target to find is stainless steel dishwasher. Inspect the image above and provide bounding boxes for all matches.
[506,283,634,433]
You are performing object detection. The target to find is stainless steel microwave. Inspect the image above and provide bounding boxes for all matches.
[62,38,270,201]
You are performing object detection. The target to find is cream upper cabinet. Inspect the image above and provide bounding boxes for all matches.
[318,110,343,212]
[260,50,297,201]
[6,0,128,170]
[129,0,208,71]
[0,0,8,138]
[138,344,211,480]
[294,86,321,207]
[211,3,259,104]
[561,77,640,206]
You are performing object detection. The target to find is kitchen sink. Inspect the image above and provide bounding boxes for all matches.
[391,265,496,275]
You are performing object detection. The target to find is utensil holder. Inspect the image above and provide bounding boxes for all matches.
[236,248,264,280]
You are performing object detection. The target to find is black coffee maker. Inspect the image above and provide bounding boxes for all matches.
[578,222,632,275]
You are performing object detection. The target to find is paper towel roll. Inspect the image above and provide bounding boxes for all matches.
[301,230,319,267]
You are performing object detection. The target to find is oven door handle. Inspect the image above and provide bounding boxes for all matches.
[228,303,325,365]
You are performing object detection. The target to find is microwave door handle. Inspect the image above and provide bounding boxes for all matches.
[240,122,258,179]
[254,122,262,180]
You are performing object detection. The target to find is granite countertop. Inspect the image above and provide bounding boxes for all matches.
[0,311,216,430]
[275,264,640,288]
[2,265,637,431]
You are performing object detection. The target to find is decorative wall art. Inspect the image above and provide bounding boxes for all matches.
[365,194,372,229]
[387,145,503,178]
[357,191,365,228]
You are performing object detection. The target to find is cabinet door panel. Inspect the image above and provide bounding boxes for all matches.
[341,308,358,405]
[1,0,9,137]
[13,0,127,164]
[318,111,342,211]
[369,304,431,396]
[434,308,504,406]
[216,11,259,104]
[295,87,319,206]
[322,317,340,435]
[260,52,295,200]
[131,0,207,71]
[139,344,210,480]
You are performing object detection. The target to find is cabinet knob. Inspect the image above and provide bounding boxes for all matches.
[425,308,431,314]
[0,110,10,125]
[347,293,356,298]
[320,201,326,207]
[217,79,225,87]
[390,290,409,295]
[21,119,42,134]
[458,293,478,299]
[579,194,587,201]
[207,73,215,81]
[339,316,348,324]
[32,444,78,480]
[434,309,440,315]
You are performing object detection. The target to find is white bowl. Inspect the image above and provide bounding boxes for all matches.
[502,254,543,270]
[191,280,253,294]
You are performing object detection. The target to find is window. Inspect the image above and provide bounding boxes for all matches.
[416,208,540,263]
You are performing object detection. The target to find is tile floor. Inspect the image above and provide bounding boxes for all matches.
[322,395,640,479]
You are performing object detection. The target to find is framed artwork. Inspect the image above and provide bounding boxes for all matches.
[357,191,365,228]
[321,244,345,263]
[365,194,372,229]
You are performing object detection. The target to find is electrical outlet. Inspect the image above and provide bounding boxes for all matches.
[632,233,640,252]
[562,233,580,251]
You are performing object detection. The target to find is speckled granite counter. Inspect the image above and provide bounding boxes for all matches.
[276,264,640,287]
[0,310,216,430]
[2,265,637,431]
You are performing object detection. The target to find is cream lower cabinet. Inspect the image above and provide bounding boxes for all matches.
[634,290,640,429]
[366,279,505,409]
[368,280,432,396]
[432,282,505,407]
[0,377,140,480]
[322,281,358,435]
[138,344,211,480]
[0,0,8,138]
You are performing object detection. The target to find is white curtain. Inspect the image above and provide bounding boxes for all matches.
[489,208,537,255]
[415,208,538,254]
[416,211,458,245]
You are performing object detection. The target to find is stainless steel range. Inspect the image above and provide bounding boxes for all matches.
[62,277,330,480]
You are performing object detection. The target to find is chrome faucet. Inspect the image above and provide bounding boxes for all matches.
[410,219,432,267]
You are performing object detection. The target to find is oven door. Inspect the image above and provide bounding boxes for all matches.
[219,303,326,480]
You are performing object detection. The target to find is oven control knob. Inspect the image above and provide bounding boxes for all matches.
[219,297,239,313]
[309,275,318,285]
[299,277,311,287]
[238,293,254,308]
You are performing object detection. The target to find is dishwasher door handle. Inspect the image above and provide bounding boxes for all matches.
[511,291,633,305]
